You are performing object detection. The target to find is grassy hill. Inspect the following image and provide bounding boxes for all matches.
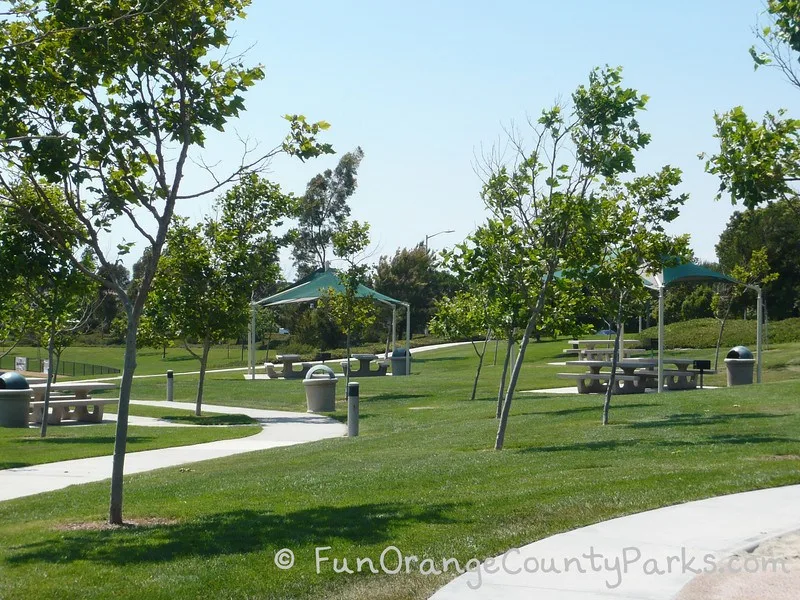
[637,317,800,349]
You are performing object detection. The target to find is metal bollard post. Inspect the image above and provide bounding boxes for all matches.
[167,370,174,402]
[347,382,359,437]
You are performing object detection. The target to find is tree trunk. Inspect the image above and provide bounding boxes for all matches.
[496,330,514,419]
[195,336,211,416]
[108,311,139,525]
[470,328,491,401]
[39,319,56,438]
[713,300,733,372]
[602,293,625,426]
[495,312,538,450]
[495,268,555,450]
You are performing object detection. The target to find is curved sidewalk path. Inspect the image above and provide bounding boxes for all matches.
[431,485,800,600]
[0,400,345,503]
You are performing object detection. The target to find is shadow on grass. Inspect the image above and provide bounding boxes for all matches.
[415,356,468,363]
[365,393,428,402]
[517,431,799,454]
[324,413,375,424]
[518,403,660,417]
[6,503,460,566]
[626,412,788,429]
[0,462,28,469]
[18,436,153,445]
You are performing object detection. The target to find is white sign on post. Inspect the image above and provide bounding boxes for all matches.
[14,356,27,372]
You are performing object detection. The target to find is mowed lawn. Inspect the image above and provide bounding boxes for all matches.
[0,401,261,469]
[1,342,799,599]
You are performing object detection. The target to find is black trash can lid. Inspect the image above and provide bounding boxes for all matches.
[726,346,754,360]
[0,371,30,390]
[391,348,410,357]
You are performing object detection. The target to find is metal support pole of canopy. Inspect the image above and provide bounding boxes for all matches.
[248,302,256,380]
[756,286,763,384]
[658,286,665,394]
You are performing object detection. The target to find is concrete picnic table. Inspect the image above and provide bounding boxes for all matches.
[28,381,117,401]
[340,354,389,377]
[28,381,118,424]
[560,357,704,394]
[564,339,643,360]
[274,354,312,379]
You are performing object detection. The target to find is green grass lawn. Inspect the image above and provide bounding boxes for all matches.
[1,342,799,599]
[0,400,261,469]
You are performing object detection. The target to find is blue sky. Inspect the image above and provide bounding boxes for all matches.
[165,0,798,278]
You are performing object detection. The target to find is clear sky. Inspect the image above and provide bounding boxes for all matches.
[155,0,798,278]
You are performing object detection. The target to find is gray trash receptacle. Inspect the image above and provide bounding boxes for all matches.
[724,346,755,386]
[303,365,337,412]
[0,372,31,428]
[390,348,411,376]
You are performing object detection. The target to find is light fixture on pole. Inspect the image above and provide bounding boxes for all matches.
[424,229,455,249]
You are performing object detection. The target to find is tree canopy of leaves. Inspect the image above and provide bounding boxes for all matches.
[291,147,364,277]
[143,173,292,415]
[372,244,458,335]
[0,1,332,524]
[467,65,682,447]
[704,1,800,214]
[716,200,800,318]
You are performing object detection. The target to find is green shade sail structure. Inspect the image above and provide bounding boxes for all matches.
[247,270,410,378]
[255,269,402,307]
[639,261,762,392]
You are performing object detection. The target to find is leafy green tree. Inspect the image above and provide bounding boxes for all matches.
[90,264,130,335]
[571,170,690,424]
[373,244,458,335]
[291,148,364,277]
[0,284,35,361]
[711,248,777,370]
[429,291,499,401]
[0,1,332,524]
[0,182,96,437]
[443,218,532,417]
[144,174,291,415]
[703,2,800,214]
[323,220,377,394]
[716,200,800,319]
[474,66,667,449]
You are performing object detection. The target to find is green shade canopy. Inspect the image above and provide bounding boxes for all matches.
[255,269,403,307]
[641,261,740,290]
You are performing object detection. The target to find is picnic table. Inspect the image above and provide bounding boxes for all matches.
[557,357,713,394]
[268,354,313,380]
[340,354,389,377]
[564,339,643,360]
[28,381,117,424]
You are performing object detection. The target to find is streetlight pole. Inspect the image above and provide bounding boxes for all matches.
[424,229,455,250]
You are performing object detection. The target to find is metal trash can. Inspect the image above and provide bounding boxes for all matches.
[390,348,411,376]
[303,365,338,412]
[724,346,755,386]
[0,371,31,428]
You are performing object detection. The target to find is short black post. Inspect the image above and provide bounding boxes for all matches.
[693,360,711,389]
[167,370,174,402]
[347,382,359,438]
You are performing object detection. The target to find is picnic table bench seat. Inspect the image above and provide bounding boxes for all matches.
[30,397,117,424]
[556,372,642,395]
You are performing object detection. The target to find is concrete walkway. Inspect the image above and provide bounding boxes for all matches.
[431,485,800,599]
[0,400,346,503]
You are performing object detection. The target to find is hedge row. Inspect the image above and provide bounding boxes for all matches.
[636,317,800,349]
